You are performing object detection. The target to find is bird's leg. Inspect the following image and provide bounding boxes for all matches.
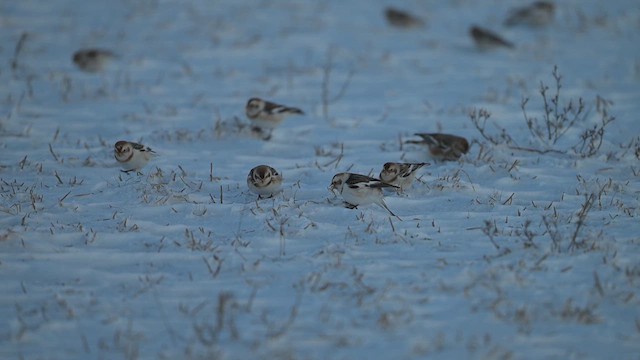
[343,202,358,209]
[262,130,273,141]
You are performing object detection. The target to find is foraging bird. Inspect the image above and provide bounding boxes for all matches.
[384,7,425,29]
[72,48,116,72]
[379,162,429,190]
[329,172,399,217]
[247,165,283,198]
[504,1,555,27]
[408,133,470,161]
[245,97,304,140]
[470,26,514,50]
[114,141,156,173]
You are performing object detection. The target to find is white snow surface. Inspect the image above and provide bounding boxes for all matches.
[1,0,640,359]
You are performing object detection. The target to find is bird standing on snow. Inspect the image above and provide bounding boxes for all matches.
[247,165,283,198]
[245,98,304,140]
[504,1,555,27]
[469,26,514,50]
[114,141,156,173]
[379,162,429,191]
[72,48,116,72]
[329,172,400,217]
[384,7,425,29]
[408,133,470,161]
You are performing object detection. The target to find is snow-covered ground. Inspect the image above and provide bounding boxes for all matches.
[1,0,639,358]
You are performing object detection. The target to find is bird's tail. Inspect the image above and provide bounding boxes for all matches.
[407,133,437,147]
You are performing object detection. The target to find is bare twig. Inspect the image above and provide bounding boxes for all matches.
[522,66,590,148]
[573,95,615,157]
[321,47,355,122]
[49,143,60,162]
[469,108,518,149]
[12,32,29,71]
[482,220,501,250]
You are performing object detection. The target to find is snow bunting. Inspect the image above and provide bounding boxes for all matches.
[469,26,514,50]
[114,140,156,173]
[379,162,429,190]
[504,1,555,27]
[384,7,425,29]
[329,173,399,217]
[409,133,470,161]
[245,98,304,139]
[247,165,283,198]
[72,48,116,72]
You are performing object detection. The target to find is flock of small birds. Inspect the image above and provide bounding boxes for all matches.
[470,1,554,50]
[110,97,469,217]
[78,1,555,217]
[383,1,555,50]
